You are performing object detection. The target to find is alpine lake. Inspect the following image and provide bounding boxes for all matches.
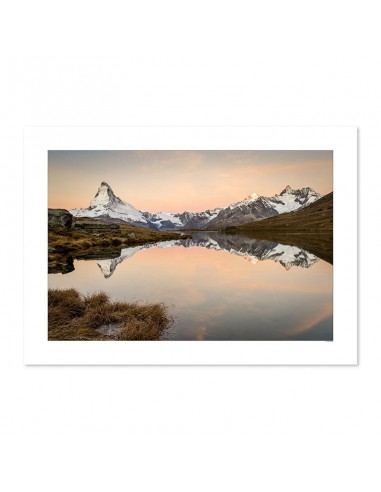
[48,231,333,341]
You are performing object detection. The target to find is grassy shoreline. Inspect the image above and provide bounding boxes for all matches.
[48,288,173,341]
[49,219,189,274]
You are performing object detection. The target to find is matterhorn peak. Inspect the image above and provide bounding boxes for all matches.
[90,181,118,209]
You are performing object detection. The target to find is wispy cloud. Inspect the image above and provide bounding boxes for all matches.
[48,150,333,211]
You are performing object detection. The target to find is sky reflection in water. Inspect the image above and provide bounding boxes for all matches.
[48,233,333,341]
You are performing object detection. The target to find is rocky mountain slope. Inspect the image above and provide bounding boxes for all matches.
[70,181,321,231]
[225,193,333,264]
[226,192,333,233]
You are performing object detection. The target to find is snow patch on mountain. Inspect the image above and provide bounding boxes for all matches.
[267,186,321,213]
[70,182,322,230]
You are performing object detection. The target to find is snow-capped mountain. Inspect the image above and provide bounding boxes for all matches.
[205,185,321,229]
[95,232,319,278]
[70,182,321,230]
[70,181,183,229]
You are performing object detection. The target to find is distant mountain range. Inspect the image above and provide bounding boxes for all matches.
[70,181,322,230]
[227,192,333,233]
[96,232,320,278]
[225,192,334,264]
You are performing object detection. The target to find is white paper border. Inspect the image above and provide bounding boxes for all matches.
[24,127,357,365]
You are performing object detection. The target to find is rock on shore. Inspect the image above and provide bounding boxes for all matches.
[48,209,73,229]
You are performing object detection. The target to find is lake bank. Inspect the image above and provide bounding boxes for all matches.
[48,288,173,341]
[48,217,189,274]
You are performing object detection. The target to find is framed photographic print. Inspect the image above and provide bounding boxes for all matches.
[24,126,357,365]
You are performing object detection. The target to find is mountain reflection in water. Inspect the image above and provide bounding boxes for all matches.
[48,232,332,341]
[96,232,320,278]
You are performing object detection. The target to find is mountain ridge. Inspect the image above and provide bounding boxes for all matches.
[226,192,333,233]
[224,192,333,264]
[70,181,322,230]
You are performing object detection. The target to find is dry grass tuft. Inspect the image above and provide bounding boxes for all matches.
[48,288,85,317]
[48,288,173,341]
[117,303,171,340]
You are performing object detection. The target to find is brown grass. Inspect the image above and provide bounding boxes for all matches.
[48,218,190,273]
[48,288,173,341]
[49,220,188,256]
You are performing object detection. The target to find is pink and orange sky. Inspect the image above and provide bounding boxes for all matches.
[48,150,333,212]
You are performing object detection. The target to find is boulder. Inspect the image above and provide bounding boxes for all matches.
[72,220,120,233]
[48,209,73,229]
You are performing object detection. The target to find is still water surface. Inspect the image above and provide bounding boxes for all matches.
[48,232,333,341]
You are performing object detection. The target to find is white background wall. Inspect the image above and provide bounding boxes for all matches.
[1,1,378,491]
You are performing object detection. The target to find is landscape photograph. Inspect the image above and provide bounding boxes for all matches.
[48,150,333,341]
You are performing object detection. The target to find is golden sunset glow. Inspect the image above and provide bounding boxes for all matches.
[48,150,333,212]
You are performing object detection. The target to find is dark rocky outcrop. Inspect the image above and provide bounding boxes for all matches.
[72,220,121,233]
[74,250,121,260]
[48,209,73,229]
[48,255,74,274]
